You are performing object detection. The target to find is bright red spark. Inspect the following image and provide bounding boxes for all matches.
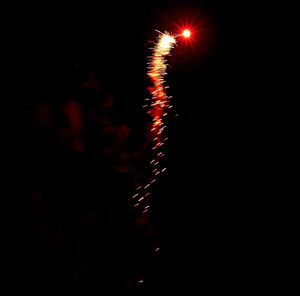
[182,29,191,38]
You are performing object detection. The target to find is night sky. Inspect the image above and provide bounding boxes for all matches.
[6,1,272,294]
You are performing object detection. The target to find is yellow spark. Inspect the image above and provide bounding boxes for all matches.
[159,34,176,50]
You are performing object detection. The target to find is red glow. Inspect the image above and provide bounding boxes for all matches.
[175,21,201,47]
[182,29,191,38]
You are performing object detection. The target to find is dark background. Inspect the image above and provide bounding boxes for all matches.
[6,1,274,294]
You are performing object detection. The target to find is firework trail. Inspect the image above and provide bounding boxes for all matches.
[131,31,176,214]
[148,32,176,146]
[132,30,191,214]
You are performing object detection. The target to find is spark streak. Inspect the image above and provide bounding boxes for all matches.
[131,31,176,214]
[132,29,191,214]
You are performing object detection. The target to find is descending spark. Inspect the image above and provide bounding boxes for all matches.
[131,31,176,214]
[132,29,191,214]
[148,32,175,152]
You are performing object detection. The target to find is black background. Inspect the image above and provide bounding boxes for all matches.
[6,1,276,294]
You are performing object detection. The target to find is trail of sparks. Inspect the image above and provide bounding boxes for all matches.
[132,32,176,214]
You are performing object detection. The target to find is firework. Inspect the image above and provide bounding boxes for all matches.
[132,30,191,214]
